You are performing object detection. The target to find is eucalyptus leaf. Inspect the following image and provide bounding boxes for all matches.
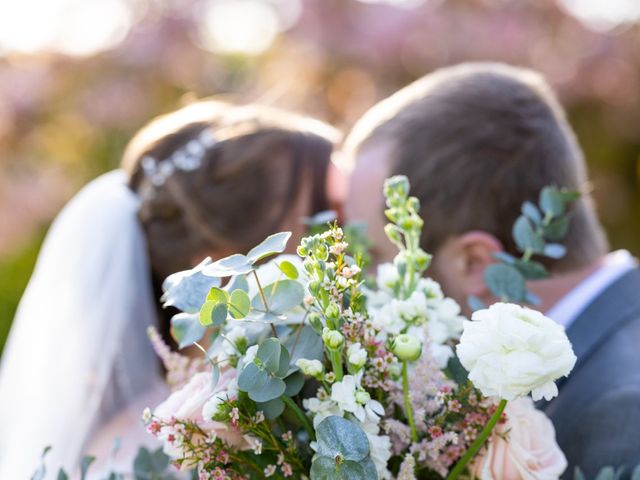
[493,251,517,265]
[79,456,95,480]
[211,303,228,326]
[310,457,377,480]
[513,259,548,280]
[484,263,526,302]
[161,257,220,313]
[543,243,567,259]
[252,279,305,315]
[249,376,286,402]
[171,312,206,348]
[467,295,486,312]
[229,289,251,319]
[238,362,268,392]
[207,287,229,304]
[203,254,254,278]
[246,231,292,264]
[276,346,291,378]
[257,338,284,374]
[56,470,69,480]
[542,216,570,241]
[525,291,542,305]
[256,397,285,419]
[631,464,640,480]
[286,326,324,367]
[31,446,52,480]
[211,363,220,389]
[521,201,542,225]
[540,186,565,217]
[513,216,545,253]
[278,260,299,279]
[445,354,469,385]
[284,371,305,396]
[227,274,249,293]
[315,416,370,462]
[133,447,173,479]
[199,301,216,327]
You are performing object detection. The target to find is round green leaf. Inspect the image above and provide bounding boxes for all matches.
[315,416,370,462]
[278,260,299,279]
[207,287,229,304]
[484,263,526,302]
[211,303,228,326]
[256,398,285,420]
[513,216,544,254]
[248,376,286,402]
[171,312,206,348]
[238,362,268,392]
[246,232,292,264]
[199,300,216,326]
[257,338,283,374]
[284,371,304,396]
[203,254,254,278]
[229,289,251,319]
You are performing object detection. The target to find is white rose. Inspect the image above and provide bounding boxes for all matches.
[457,303,576,401]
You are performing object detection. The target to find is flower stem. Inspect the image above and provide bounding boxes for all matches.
[252,270,278,338]
[281,395,315,440]
[328,347,343,381]
[402,360,418,442]
[447,399,507,480]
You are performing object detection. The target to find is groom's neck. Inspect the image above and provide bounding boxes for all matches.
[527,257,606,314]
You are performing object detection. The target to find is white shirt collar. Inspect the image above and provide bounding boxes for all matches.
[546,250,638,329]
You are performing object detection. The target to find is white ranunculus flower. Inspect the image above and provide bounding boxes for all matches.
[457,303,576,401]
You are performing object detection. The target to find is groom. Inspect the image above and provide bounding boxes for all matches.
[344,63,640,477]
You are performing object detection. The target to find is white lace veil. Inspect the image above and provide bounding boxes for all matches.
[0,170,162,477]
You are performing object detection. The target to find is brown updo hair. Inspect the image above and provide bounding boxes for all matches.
[122,100,339,280]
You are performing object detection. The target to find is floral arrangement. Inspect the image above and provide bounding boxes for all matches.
[143,175,577,480]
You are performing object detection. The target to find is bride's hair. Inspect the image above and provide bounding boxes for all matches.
[122,100,339,279]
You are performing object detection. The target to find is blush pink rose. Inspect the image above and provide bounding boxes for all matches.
[471,398,567,480]
[153,368,248,461]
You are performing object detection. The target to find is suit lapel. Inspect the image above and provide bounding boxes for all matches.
[559,268,640,390]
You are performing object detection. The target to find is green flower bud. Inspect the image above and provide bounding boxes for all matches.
[406,196,420,213]
[325,302,340,320]
[384,175,410,200]
[308,312,324,334]
[296,245,308,257]
[355,390,371,405]
[413,249,432,270]
[384,224,403,246]
[307,280,321,297]
[296,358,324,377]
[392,334,422,362]
[322,327,344,349]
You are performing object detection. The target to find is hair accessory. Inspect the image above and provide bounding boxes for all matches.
[142,129,216,186]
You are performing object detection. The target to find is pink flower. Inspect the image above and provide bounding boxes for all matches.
[153,369,250,459]
[471,398,567,480]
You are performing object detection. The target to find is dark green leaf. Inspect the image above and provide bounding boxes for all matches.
[171,313,206,348]
[542,216,570,241]
[284,371,305,396]
[247,232,292,264]
[445,354,469,385]
[56,469,69,480]
[513,259,548,280]
[484,263,527,302]
[203,254,254,278]
[256,398,285,419]
[161,258,220,313]
[229,289,251,319]
[513,216,545,253]
[543,243,567,259]
[278,260,299,279]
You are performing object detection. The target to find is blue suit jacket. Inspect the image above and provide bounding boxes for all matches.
[543,268,640,479]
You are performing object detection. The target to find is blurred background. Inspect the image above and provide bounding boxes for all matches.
[1,0,639,354]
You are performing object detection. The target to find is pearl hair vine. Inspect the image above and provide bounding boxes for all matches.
[141,128,217,186]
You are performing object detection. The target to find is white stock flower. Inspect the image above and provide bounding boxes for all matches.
[457,303,576,401]
[366,432,392,479]
[303,397,342,428]
[376,263,400,291]
[417,277,443,300]
[347,342,367,369]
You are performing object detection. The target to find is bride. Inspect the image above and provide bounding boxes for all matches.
[0,100,342,478]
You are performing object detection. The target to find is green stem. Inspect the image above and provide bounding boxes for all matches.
[402,360,418,442]
[521,248,533,262]
[447,399,507,480]
[328,347,343,381]
[252,270,278,338]
[281,395,315,440]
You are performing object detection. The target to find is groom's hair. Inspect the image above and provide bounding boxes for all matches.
[345,63,608,272]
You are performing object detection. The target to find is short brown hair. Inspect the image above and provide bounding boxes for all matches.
[345,63,608,271]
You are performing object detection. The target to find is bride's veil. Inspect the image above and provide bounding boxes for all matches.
[0,170,161,477]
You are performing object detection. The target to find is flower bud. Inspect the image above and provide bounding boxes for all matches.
[296,358,324,377]
[308,312,324,334]
[384,224,403,246]
[322,327,344,349]
[384,175,410,200]
[406,196,420,213]
[355,390,371,405]
[325,302,340,320]
[392,334,422,362]
[347,343,367,369]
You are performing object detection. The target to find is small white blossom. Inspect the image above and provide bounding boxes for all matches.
[347,342,367,369]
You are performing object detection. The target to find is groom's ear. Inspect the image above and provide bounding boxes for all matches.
[433,231,503,304]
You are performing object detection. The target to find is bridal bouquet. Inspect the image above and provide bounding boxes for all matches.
[143,176,576,479]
